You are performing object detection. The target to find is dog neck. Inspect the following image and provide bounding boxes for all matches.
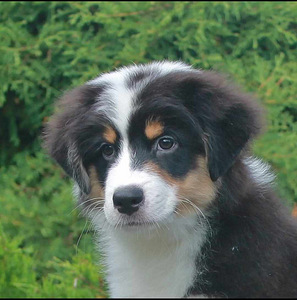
[96,215,208,298]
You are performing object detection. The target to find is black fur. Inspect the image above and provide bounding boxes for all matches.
[190,161,297,297]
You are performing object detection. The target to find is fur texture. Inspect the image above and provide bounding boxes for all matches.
[44,61,297,298]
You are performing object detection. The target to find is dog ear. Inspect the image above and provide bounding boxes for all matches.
[43,85,103,194]
[184,71,263,181]
[205,103,260,181]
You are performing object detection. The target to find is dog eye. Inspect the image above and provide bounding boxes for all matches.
[102,144,115,160]
[157,136,176,151]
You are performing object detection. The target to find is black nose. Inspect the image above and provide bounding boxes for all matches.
[113,185,144,216]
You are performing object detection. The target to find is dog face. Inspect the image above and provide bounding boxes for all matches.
[44,62,262,228]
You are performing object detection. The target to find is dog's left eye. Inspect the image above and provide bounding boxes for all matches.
[157,136,176,151]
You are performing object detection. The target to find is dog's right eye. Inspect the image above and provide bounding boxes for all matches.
[101,144,115,160]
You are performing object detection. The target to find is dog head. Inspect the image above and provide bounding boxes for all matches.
[44,61,262,228]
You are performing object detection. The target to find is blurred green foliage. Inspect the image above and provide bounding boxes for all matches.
[0,1,296,297]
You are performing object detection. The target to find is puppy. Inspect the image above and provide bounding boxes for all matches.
[44,61,297,298]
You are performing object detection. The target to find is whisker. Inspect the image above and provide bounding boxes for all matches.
[68,197,105,215]
[78,201,99,217]
[79,201,104,218]
[89,207,104,227]
[178,197,213,237]
[87,206,105,231]
[114,216,123,230]
[76,219,90,255]
[87,202,103,218]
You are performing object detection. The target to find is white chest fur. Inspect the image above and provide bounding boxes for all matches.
[97,217,207,298]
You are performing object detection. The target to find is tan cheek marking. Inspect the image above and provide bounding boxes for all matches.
[145,157,216,216]
[176,157,216,215]
[145,120,164,140]
[103,126,117,144]
[145,162,178,186]
[88,166,105,208]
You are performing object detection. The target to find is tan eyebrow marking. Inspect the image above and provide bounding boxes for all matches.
[103,126,117,144]
[145,119,164,140]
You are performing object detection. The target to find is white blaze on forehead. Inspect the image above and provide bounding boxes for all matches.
[147,61,193,75]
[89,61,194,87]
[88,70,134,139]
[87,61,197,137]
[110,141,132,184]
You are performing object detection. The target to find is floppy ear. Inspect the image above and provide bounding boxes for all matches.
[206,103,260,181]
[43,85,103,194]
[185,71,263,181]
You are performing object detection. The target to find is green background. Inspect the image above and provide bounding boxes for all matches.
[1,2,296,297]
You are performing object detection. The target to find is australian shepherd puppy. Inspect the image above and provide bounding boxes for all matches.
[44,61,297,298]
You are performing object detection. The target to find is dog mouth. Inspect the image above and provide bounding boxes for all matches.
[125,220,156,227]
[113,212,176,230]
[112,215,156,228]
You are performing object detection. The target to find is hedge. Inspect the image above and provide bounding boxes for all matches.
[0,1,296,297]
